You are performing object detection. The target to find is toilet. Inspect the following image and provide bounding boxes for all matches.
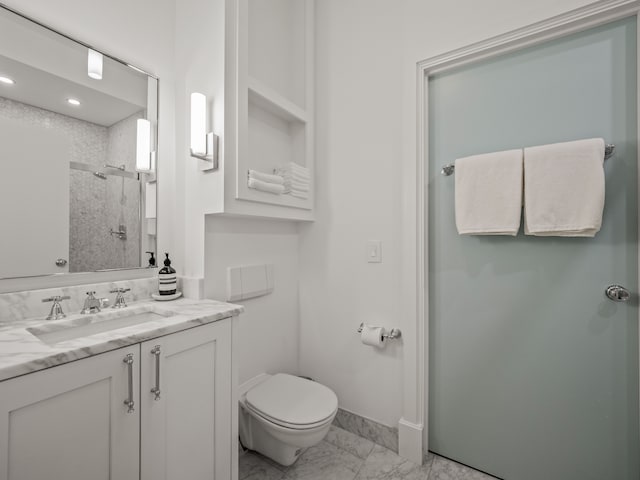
[238,373,338,466]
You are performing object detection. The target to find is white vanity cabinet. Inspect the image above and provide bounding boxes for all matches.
[140,319,233,480]
[0,318,236,480]
[0,345,140,480]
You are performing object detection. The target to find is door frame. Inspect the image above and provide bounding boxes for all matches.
[399,0,640,463]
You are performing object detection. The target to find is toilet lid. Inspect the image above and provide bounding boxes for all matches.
[245,374,338,427]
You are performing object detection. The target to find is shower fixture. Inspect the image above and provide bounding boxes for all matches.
[93,171,107,179]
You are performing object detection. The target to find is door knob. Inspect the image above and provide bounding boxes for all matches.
[605,285,631,302]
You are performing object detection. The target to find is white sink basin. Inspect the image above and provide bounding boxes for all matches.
[28,307,174,345]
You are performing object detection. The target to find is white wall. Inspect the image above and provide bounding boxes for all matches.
[301,0,597,431]
[204,217,299,384]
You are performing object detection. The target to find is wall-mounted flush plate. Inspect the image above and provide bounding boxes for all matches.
[367,240,382,263]
[226,263,274,301]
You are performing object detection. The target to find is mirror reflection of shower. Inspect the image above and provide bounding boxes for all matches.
[67,111,154,272]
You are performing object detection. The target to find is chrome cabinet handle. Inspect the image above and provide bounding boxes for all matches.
[605,284,631,302]
[150,345,161,400]
[123,354,135,413]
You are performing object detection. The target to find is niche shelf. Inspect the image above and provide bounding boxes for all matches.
[247,77,307,124]
[213,0,314,221]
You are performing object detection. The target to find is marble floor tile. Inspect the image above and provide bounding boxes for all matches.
[239,451,285,480]
[325,425,376,460]
[428,456,496,480]
[355,444,431,480]
[283,441,364,480]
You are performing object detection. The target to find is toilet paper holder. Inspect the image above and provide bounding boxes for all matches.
[357,323,402,340]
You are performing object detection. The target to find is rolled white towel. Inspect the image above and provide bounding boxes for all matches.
[248,169,284,185]
[524,138,605,237]
[248,177,285,195]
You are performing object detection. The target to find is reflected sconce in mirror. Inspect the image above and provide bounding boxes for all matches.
[190,92,219,171]
[136,118,155,172]
[87,49,103,80]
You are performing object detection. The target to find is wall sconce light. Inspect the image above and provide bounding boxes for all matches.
[87,49,103,80]
[190,92,219,171]
[136,118,155,172]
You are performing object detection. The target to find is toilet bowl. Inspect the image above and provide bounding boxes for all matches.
[238,373,338,466]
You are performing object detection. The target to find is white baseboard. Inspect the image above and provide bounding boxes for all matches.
[398,418,423,464]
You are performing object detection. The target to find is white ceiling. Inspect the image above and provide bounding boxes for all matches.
[0,55,143,127]
[0,8,151,127]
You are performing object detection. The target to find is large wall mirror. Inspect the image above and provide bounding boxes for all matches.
[0,4,158,280]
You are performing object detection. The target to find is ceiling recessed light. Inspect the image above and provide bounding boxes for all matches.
[67,98,81,106]
[0,76,15,85]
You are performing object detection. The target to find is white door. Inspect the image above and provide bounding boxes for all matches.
[0,346,139,480]
[0,118,70,277]
[140,320,234,480]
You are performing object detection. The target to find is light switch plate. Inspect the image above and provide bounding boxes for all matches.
[367,240,382,263]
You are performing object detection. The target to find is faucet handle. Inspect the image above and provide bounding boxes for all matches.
[109,287,131,294]
[42,295,71,303]
[86,291,97,298]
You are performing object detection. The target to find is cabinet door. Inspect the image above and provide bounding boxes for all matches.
[0,346,140,480]
[140,319,234,480]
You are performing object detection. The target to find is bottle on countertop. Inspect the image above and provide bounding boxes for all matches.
[158,253,177,295]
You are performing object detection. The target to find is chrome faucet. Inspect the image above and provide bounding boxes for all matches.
[110,287,131,309]
[81,291,102,314]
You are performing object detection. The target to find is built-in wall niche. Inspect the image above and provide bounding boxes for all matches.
[248,0,306,108]
[229,0,314,220]
[242,79,310,210]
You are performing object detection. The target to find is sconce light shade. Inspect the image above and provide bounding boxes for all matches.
[190,92,219,171]
[87,49,103,80]
[190,92,207,155]
[136,118,152,171]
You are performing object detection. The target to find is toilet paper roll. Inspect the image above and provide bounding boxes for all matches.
[360,325,386,347]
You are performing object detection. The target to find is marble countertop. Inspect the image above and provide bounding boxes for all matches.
[0,298,244,382]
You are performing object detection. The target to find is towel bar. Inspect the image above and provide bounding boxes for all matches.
[440,144,615,176]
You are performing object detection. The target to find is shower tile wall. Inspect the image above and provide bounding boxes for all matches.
[70,112,143,272]
[69,112,143,272]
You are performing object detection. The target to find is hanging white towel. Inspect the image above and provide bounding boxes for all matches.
[524,138,605,237]
[248,177,285,195]
[248,169,284,185]
[455,149,523,236]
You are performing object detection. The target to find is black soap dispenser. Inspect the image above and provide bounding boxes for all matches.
[158,253,177,295]
[146,251,156,268]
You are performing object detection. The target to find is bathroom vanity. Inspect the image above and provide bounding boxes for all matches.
[0,295,243,480]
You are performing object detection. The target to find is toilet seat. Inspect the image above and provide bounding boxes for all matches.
[245,374,338,430]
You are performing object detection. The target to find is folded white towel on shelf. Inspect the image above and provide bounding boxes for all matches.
[283,181,310,191]
[455,149,523,236]
[279,172,310,183]
[289,190,309,199]
[524,138,605,237]
[248,169,284,185]
[248,177,285,195]
[276,162,310,178]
